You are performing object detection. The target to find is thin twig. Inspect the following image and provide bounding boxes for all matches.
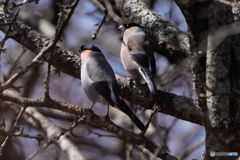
[0,9,19,49]
[178,136,205,160]
[91,0,124,39]
[0,129,44,142]
[0,106,26,155]
[43,60,51,100]
[9,0,39,10]
[91,131,118,138]
[55,0,79,42]
[103,0,124,24]
[140,103,158,135]
[0,9,20,89]
[25,141,52,160]
[92,13,107,39]
[13,106,27,129]
[7,47,27,77]
[25,147,41,160]
[126,143,133,160]
[55,115,81,140]
[166,118,178,135]
[43,0,80,100]
[0,42,52,93]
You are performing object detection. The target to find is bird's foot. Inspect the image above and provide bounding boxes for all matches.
[104,113,110,120]
[89,109,94,113]
[139,128,147,136]
[127,76,134,85]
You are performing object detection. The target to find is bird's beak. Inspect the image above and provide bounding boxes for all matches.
[118,25,123,30]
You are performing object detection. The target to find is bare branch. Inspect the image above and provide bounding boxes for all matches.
[0,11,81,79]
[0,9,19,49]
[55,115,81,140]
[0,89,177,160]
[6,48,27,77]
[26,108,86,160]
[9,0,39,10]
[92,13,107,39]
[0,129,44,142]
[116,75,203,126]
[0,105,26,155]
[178,136,205,160]
[43,0,80,100]
[0,42,52,93]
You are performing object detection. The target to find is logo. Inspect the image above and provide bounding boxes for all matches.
[210,151,238,157]
[210,151,215,157]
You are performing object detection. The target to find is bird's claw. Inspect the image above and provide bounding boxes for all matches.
[139,130,146,136]
[127,76,134,85]
[104,113,110,120]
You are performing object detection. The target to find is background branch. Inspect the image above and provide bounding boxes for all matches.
[26,107,86,160]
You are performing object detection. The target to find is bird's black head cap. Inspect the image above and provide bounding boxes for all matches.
[79,45,102,53]
[124,23,142,29]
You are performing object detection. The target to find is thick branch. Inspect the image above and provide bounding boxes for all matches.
[116,75,203,125]
[205,2,232,159]
[0,90,177,160]
[109,0,190,63]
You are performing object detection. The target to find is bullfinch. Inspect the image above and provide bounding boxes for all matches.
[119,23,158,96]
[79,44,146,131]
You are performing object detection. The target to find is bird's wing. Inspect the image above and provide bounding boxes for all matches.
[143,39,156,74]
[86,54,120,106]
[127,32,156,74]
[127,38,149,69]
[92,81,115,106]
[130,52,149,69]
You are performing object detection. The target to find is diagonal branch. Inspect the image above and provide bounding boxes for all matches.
[0,9,81,79]
[25,107,86,160]
[105,0,190,63]
[116,75,203,125]
[0,89,177,160]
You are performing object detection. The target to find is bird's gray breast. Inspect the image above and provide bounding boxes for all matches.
[81,59,108,105]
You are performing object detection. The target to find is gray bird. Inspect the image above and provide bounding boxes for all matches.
[79,44,146,131]
[119,23,158,96]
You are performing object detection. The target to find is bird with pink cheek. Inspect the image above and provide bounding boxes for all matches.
[79,45,146,131]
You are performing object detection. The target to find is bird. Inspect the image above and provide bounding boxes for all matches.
[118,23,158,96]
[79,44,146,131]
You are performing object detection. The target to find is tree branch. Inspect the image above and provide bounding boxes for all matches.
[116,75,203,125]
[25,107,86,160]
[108,0,190,63]
[0,9,81,79]
[0,89,177,160]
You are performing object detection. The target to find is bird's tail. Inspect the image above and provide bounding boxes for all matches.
[138,67,158,96]
[116,99,146,131]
